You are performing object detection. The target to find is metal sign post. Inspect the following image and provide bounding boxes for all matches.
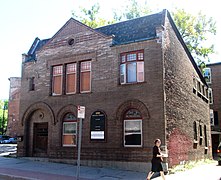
[76,106,85,180]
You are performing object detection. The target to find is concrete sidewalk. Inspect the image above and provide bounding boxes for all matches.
[0,157,220,180]
[0,157,147,180]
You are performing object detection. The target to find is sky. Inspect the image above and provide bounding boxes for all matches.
[0,0,220,100]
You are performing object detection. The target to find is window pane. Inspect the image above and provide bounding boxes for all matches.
[203,68,211,83]
[127,62,137,83]
[125,120,141,133]
[81,61,91,72]
[120,64,126,84]
[137,62,144,82]
[125,134,141,146]
[67,63,76,73]
[127,53,137,61]
[121,55,126,63]
[138,52,144,60]
[53,66,63,75]
[53,76,62,95]
[124,120,142,146]
[63,123,77,134]
[64,113,77,121]
[63,134,77,146]
[81,71,91,92]
[66,73,76,93]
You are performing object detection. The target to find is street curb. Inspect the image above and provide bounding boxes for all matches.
[0,173,35,180]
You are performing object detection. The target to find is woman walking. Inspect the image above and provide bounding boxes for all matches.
[147,139,166,180]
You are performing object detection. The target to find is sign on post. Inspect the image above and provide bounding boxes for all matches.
[76,105,85,180]
[77,106,85,119]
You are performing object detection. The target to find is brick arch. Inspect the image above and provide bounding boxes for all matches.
[116,99,150,121]
[22,102,55,126]
[56,104,77,123]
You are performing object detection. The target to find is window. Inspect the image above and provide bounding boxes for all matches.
[210,109,214,126]
[199,124,203,145]
[62,113,77,147]
[29,77,35,91]
[52,65,63,95]
[120,50,144,84]
[66,63,76,94]
[214,111,219,126]
[193,77,197,94]
[193,121,197,141]
[203,68,211,84]
[124,109,142,147]
[80,61,91,93]
[204,125,208,147]
[208,88,213,104]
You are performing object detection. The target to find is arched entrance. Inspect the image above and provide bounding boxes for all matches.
[22,102,55,157]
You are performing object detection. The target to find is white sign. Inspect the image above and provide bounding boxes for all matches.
[77,106,85,119]
[91,131,104,140]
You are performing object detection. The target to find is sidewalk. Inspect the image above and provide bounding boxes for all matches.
[0,157,220,180]
[0,157,147,180]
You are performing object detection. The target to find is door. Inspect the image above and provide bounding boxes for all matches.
[33,122,48,156]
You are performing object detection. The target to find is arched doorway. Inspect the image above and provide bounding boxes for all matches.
[22,102,55,157]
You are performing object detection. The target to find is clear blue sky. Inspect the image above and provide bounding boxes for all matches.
[0,0,220,100]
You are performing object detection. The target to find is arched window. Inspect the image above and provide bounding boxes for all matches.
[124,109,142,147]
[62,113,77,147]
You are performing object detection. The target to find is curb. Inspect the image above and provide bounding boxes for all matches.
[0,173,35,180]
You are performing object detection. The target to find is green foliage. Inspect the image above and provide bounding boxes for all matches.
[0,100,8,135]
[72,3,115,28]
[172,9,216,63]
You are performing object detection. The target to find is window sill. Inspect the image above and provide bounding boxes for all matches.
[119,81,146,86]
[193,140,198,144]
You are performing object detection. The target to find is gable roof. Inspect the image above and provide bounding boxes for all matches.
[95,11,164,45]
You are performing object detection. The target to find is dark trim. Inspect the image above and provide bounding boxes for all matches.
[207,62,221,66]
[166,10,208,87]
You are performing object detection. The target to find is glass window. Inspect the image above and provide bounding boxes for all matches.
[203,68,211,84]
[208,88,213,104]
[66,63,76,94]
[52,65,63,95]
[193,121,197,141]
[210,109,214,126]
[120,50,144,84]
[80,61,91,93]
[124,120,142,146]
[63,113,77,147]
[124,109,142,147]
[127,62,137,83]
[29,77,35,91]
[120,64,126,84]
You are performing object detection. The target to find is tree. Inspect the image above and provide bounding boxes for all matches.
[171,9,216,63]
[0,100,8,135]
[72,3,115,28]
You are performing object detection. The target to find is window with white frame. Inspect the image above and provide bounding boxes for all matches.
[203,68,211,84]
[120,50,144,84]
[124,109,142,147]
[62,113,77,147]
[210,109,214,126]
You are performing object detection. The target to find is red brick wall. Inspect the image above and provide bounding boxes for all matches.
[7,77,21,137]
[163,16,212,167]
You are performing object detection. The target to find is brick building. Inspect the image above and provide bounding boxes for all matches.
[205,63,221,154]
[7,77,21,137]
[17,10,212,172]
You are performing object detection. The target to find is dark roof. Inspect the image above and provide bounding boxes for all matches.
[95,11,164,45]
[207,62,221,66]
[24,37,50,62]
